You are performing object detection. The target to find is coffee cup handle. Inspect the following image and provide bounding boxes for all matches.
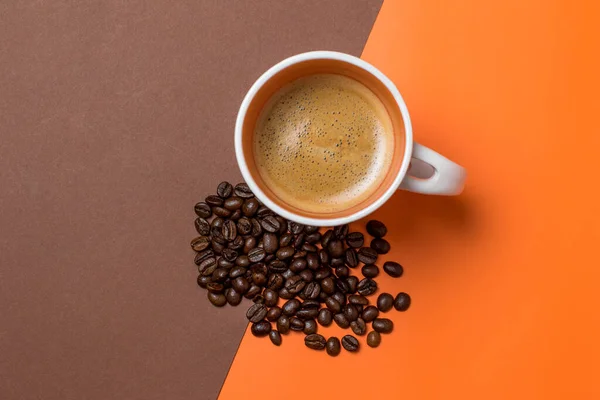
[399,143,466,195]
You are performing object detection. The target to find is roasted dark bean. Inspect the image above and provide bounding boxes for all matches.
[228,235,244,250]
[394,292,411,311]
[306,232,321,244]
[207,292,227,307]
[211,268,229,282]
[333,313,350,329]
[277,315,290,334]
[242,237,256,254]
[236,255,250,267]
[344,248,359,268]
[366,220,387,238]
[315,268,331,280]
[306,253,320,270]
[211,217,224,229]
[225,288,242,306]
[279,232,293,247]
[232,276,250,294]
[326,337,341,356]
[341,335,359,352]
[267,306,282,321]
[224,196,243,210]
[331,258,345,268]
[344,304,359,321]
[260,216,280,233]
[276,246,295,260]
[335,279,350,294]
[345,232,364,248]
[372,318,394,333]
[289,258,307,273]
[217,181,233,198]
[325,296,341,313]
[250,218,263,237]
[251,262,267,275]
[362,264,379,278]
[335,266,350,278]
[321,230,334,249]
[346,276,359,293]
[303,225,318,234]
[377,293,394,312]
[302,281,320,299]
[213,207,231,218]
[284,275,306,294]
[197,275,211,288]
[263,233,279,254]
[234,183,254,198]
[206,282,224,293]
[256,206,273,218]
[229,266,246,278]
[331,291,347,307]
[357,278,378,296]
[198,257,217,276]
[251,320,271,337]
[246,303,268,323]
[282,299,301,316]
[317,308,333,326]
[327,239,344,258]
[305,334,326,350]
[290,317,304,331]
[252,272,267,286]
[221,220,237,241]
[318,249,330,266]
[194,202,212,218]
[195,218,210,236]
[302,243,318,253]
[303,319,318,335]
[267,260,286,273]
[367,331,381,348]
[263,289,278,307]
[191,236,211,252]
[267,273,284,290]
[293,233,306,249]
[351,318,367,336]
[299,269,314,282]
[358,247,378,264]
[296,307,319,320]
[205,195,224,207]
[269,330,282,346]
[222,248,238,262]
[370,238,390,254]
[236,218,252,236]
[333,224,349,239]
[383,261,404,278]
[244,284,262,299]
[248,247,266,263]
[362,305,380,322]
[349,294,369,305]
[211,240,225,255]
[242,198,259,216]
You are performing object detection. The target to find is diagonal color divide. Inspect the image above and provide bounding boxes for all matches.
[0,1,383,400]
[219,0,600,399]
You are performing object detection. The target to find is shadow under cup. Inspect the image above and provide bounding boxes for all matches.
[239,57,407,221]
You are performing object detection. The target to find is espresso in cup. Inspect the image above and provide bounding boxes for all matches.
[253,74,394,214]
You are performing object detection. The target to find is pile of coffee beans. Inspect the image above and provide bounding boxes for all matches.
[192,182,411,355]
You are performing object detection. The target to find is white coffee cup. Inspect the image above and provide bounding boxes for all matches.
[235,51,466,226]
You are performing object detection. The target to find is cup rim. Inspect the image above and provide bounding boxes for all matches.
[234,50,413,226]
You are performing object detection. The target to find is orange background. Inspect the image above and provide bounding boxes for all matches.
[219,0,600,398]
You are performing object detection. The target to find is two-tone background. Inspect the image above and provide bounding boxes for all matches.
[1,1,599,399]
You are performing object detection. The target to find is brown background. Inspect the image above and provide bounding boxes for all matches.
[0,1,381,399]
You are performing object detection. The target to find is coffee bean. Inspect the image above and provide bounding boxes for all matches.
[321,230,334,249]
[267,273,284,290]
[221,220,237,241]
[222,196,242,211]
[246,303,268,323]
[377,293,394,312]
[264,254,275,263]
[357,278,378,296]
[260,216,280,233]
[276,246,295,260]
[269,330,282,346]
[370,238,390,254]
[263,289,278,307]
[197,275,211,288]
[341,335,359,352]
[293,233,306,249]
[344,248,359,268]
[314,267,331,280]
[351,318,367,336]
[261,232,278,254]
[346,276,359,293]
[362,305,380,322]
[302,243,318,253]
[327,239,344,258]
[319,277,334,295]
[250,218,263,237]
[383,261,404,278]
[228,235,244,251]
[211,217,224,229]
[234,183,254,198]
[335,266,350,278]
[276,216,288,235]
[333,313,350,329]
[326,337,341,356]
[207,292,226,307]
[282,299,301,316]
[244,284,262,299]
[216,181,233,198]
[225,288,242,306]
[303,319,318,335]
[299,269,314,282]
[394,292,411,311]
[221,248,237,262]
[191,236,211,252]
[277,315,290,334]
[306,232,321,244]
[318,249,330,266]
[290,317,304,331]
[267,306,282,321]
[345,232,364,248]
[289,258,307,273]
[198,257,217,276]
[235,218,251,236]
[317,308,333,326]
[344,304,359,321]
[349,294,369,306]
[367,331,381,348]
[372,318,394,333]
[281,269,294,280]
[325,297,342,313]
[240,237,255,254]
[248,247,266,263]
[362,264,379,278]
[296,307,319,320]
[228,266,246,279]
[284,275,306,294]
[251,320,271,337]
[278,232,293,247]
[302,281,320,299]
[211,268,229,282]
[241,197,259,217]
[194,202,212,218]
[302,225,317,234]
[194,218,210,236]
[211,240,225,255]
[331,258,345,269]
[366,220,387,238]
[206,282,224,293]
[358,247,378,264]
[206,195,224,207]
[251,262,268,275]
[304,334,326,350]
[306,253,320,270]
[232,276,250,294]
[235,255,250,267]
[256,206,273,218]
[252,272,267,286]
[331,292,347,307]
[292,250,307,260]
[213,207,231,218]
[335,279,350,294]
[333,224,349,239]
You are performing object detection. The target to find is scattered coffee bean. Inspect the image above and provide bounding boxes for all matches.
[383,261,404,278]
[345,232,364,248]
[266,306,282,321]
[269,330,282,346]
[343,304,359,321]
[327,239,344,258]
[326,337,341,356]
[299,269,314,282]
[335,265,350,278]
[370,238,390,254]
[225,288,242,306]
[194,202,212,218]
[207,282,224,294]
[211,217,223,229]
[366,220,387,238]
[213,206,231,218]
[223,196,243,210]
[290,317,304,331]
[346,276,359,293]
[321,230,334,249]
[276,246,295,260]
[263,289,279,307]
[282,299,301,316]
[303,319,318,334]
[348,294,369,306]
[207,292,226,307]
[248,247,266,263]
[351,318,367,336]
[250,218,263,237]
[362,264,379,278]
[358,247,378,264]
[242,197,260,216]
[325,297,342,313]
[305,334,326,350]
[191,236,211,252]
[206,195,224,207]
[377,293,394,312]
[217,181,233,198]
[211,268,229,282]
[234,183,254,198]
[251,320,271,337]
[317,308,333,326]
[362,305,379,322]
[394,292,411,311]
[194,218,210,236]
[197,275,211,288]
[232,276,250,294]
[372,318,394,333]
[221,220,237,241]
[285,275,306,294]
[367,331,381,348]
[341,335,359,352]
[344,248,359,268]
[333,313,350,329]
[236,255,250,267]
[244,284,261,299]
[277,315,290,334]
[306,232,321,244]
